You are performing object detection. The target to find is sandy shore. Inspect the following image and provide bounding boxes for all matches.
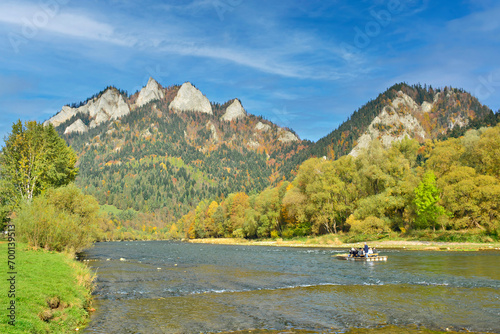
[187,237,500,251]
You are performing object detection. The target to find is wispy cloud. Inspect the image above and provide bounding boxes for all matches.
[157,42,343,80]
[447,5,500,34]
[0,1,134,47]
[1,1,368,82]
[1,0,499,142]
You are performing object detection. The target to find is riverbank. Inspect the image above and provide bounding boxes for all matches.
[0,241,95,333]
[188,236,500,251]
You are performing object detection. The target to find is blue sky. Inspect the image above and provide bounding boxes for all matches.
[0,0,499,142]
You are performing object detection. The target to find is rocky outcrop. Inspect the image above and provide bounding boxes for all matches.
[64,119,88,134]
[169,82,212,114]
[44,106,78,127]
[86,89,130,125]
[247,140,260,148]
[278,128,299,143]
[221,99,246,121]
[392,91,419,112]
[45,88,130,129]
[255,121,271,132]
[135,77,165,107]
[350,105,426,157]
[206,121,219,142]
[392,90,438,114]
[448,115,468,129]
[421,101,433,113]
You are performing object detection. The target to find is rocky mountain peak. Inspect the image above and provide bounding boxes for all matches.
[45,87,130,131]
[86,88,130,128]
[44,105,78,127]
[391,91,420,111]
[221,99,246,121]
[135,77,165,107]
[169,82,212,115]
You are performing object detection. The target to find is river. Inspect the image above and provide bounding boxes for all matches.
[80,241,500,333]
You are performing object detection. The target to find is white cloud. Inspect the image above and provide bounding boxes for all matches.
[169,44,342,80]
[0,1,133,46]
[447,5,500,33]
[0,1,362,81]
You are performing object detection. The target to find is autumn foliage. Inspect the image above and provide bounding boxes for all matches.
[177,125,500,240]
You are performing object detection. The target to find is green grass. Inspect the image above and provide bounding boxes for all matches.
[0,242,94,333]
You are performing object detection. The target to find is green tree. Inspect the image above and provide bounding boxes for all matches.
[211,205,225,237]
[0,120,78,202]
[353,139,418,230]
[255,187,281,237]
[426,137,464,178]
[205,200,219,237]
[413,171,446,230]
[283,157,355,235]
[311,162,350,234]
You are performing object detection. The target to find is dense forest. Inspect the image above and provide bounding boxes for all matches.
[173,124,500,241]
[56,91,311,224]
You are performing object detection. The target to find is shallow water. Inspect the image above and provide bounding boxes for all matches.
[80,241,500,333]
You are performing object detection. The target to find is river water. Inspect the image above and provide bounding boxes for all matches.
[80,241,500,333]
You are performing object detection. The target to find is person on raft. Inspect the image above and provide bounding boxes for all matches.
[364,243,369,257]
[349,248,359,257]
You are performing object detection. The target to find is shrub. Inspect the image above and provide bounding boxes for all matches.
[281,228,294,239]
[348,215,391,235]
[15,184,99,252]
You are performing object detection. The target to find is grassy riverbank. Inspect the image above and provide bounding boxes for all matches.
[0,241,95,333]
[188,234,500,251]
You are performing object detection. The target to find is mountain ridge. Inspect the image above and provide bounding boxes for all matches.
[311,83,497,159]
[50,78,310,221]
[46,80,498,222]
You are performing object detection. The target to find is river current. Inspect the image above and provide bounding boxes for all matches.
[80,241,500,333]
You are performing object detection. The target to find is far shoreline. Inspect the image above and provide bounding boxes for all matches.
[186,237,500,252]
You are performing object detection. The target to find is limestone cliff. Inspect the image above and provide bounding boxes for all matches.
[44,105,78,127]
[45,87,130,132]
[64,119,88,134]
[278,128,299,143]
[255,121,271,132]
[221,99,246,121]
[135,77,165,107]
[350,90,428,156]
[169,82,212,114]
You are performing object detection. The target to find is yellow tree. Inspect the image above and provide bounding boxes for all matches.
[205,201,219,237]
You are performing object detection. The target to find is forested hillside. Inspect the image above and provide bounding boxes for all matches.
[175,124,500,241]
[44,80,499,240]
[311,83,498,159]
[54,83,311,223]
